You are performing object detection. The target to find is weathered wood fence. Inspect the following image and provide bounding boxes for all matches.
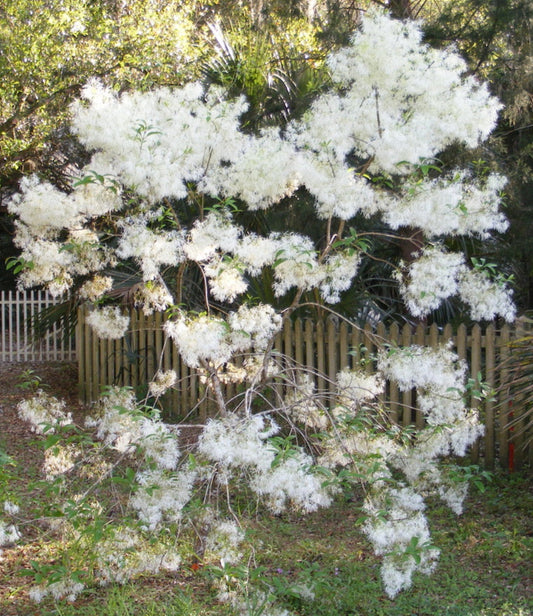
[77,308,532,470]
[0,290,76,362]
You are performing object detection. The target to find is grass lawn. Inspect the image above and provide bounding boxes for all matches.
[0,363,531,616]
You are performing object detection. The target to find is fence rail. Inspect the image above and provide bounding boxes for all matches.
[77,308,532,470]
[0,290,76,362]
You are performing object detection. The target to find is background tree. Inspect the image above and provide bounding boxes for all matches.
[423,0,533,310]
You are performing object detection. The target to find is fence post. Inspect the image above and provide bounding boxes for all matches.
[485,324,496,469]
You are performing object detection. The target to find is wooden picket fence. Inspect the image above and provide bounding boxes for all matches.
[0,290,76,362]
[77,307,532,470]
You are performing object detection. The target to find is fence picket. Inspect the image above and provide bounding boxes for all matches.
[470,325,482,463]
[388,322,400,424]
[485,324,496,469]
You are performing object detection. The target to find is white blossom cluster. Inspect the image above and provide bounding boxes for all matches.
[133,280,174,315]
[129,468,196,530]
[43,444,80,480]
[321,11,501,175]
[335,368,385,411]
[8,175,120,236]
[116,217,185,281]
[284,373,329,429]
[8,175,120,297]
[9,11,513,319]
[148,369,178,398]
[87,387,180,470]
[71,81,250,203]
[204,519,245,566]
[94,527,181,584]
[212,128,301,210]
[17,391,72,434]
[198,414,331,513]
[86,306,130,339]
[378,344,467,425]
[396,245,515,322]
[249,449,332,514]
[3,501,19,516]
[396,247,465,318]
[0,520,21,547]
[79,275,114,302]
[29,578,85,603]
[198,414,279,472]
[164,303,282,368]
[458,267,516,322]
[10,226,114,298]
[204,256,248,302]
[362,487,440,597]
[384,172,509,238]
[310,343,485,594]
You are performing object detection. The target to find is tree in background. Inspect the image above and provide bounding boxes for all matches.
[423,0,533,310]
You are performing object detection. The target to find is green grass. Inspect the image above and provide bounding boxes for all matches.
[8,471,530,616]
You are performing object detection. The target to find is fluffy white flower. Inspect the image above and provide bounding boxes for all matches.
[72,81,249,203]
[0,521,21,546]
[117,218,185,280]
[129,468,196,530]
[86,306,130,339]
[378,344,467,425]
[458,267,516,322]
[8,176,83,234]
[384,173,508,238]
[95,527,181,583]
[396,247,464,317]
[336,368,385,408]
[293,150,376,220]
[198,414,279,473]
[319,251,362,304]
[8,173,121,236]
[320,11,501,174]
[3,501,19,516]
[209,128,300,209]
[79,275,114,302]
[228,303,283,352]
[438,481,469,515]
[12,229,75,295]
[43,444,80,480]
[284,374,329,429]
[204,256,248,302]
[199,415,330,513]
[90,387,180,469]
[249,451,332,514]
[205,519,245,566]
[148,369,178,397]
[271,233,323,296]
[235,234,280,275]
[362,486,440,597]
[184,210,242,263]
[133,280,174,315]
[17,391,72,434]
[164,312,233,368]
[29,578,85,603]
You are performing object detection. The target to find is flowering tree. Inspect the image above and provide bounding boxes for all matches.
[4,10,515,609]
